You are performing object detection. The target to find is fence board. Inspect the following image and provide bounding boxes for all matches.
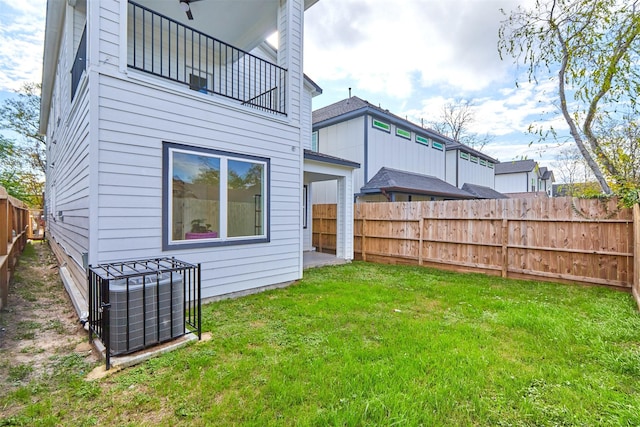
[633,205,640,308]
[313,197,636,291]
[0,186,30,309]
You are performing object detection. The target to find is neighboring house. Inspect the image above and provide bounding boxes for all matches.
[311,96,500,203]
[461,183,509,199]
[494,159,555,197]
[444,139,496,190]
[538,167,555,195]
[40,0,357,314]
[360,167,476,202]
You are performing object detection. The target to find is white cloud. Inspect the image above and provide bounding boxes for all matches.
[305,0,523,99]
[0,0,46,91]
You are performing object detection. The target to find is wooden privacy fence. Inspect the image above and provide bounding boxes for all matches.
[314,197,639,295]
[0,186,30,309]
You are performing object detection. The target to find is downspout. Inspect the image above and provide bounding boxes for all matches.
[363,113,369,183]
[455,150,459,188]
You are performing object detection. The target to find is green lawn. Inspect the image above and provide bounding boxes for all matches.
[3,261,640,426]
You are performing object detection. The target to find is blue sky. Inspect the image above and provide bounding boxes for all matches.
[0,0,568,170]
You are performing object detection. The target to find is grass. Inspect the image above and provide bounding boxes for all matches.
[2,262,640,426]
[14,321,40,341]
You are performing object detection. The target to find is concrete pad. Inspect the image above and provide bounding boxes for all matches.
[87,333,200,377]
[303,251,350,269]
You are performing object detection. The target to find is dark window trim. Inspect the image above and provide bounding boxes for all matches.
[162,141,270,251]
[303,185,308,229]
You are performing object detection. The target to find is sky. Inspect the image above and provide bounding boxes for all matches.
[302,0,571,166]
[0,0,569,170]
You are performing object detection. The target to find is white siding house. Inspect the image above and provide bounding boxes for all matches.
[311,97,499,203]
[444,140,496,189]
[41,0,355,314]
[494,159,555,197]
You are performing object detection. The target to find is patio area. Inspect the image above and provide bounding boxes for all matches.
[303,251,350,269]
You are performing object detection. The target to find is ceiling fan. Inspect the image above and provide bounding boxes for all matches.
[179,0,202,20]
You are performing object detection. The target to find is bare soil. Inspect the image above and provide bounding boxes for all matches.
[0,241,99,396]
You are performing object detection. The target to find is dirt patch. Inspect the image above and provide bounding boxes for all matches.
[0,241,99,395]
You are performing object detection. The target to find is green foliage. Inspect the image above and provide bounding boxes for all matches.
[0,82,46,174]
[616,181,640,208]
[0,83,45,207]
[7,364,33,382]
[499,0,640,194]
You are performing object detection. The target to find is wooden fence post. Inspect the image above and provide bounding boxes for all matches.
[501,218,508,278]
[0,197,7,309]
[418,217,424,266]
[319,215,323,253]
[362,218,367,262]
[633,204,640,310]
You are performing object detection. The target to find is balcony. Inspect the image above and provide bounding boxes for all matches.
[127,1,287,116]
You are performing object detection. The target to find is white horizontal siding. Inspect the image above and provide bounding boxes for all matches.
[96,73,303,297]
[47,82,91,270]
[98,0,120,73]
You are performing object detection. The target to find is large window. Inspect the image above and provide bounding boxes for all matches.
[163,142,269,250]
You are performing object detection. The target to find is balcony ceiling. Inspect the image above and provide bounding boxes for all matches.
[135,0,318,53]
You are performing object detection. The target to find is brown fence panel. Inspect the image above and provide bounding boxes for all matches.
[633,204,640,308]
[313,197,635,291]
[312,204,337,255]
[0,186,30,309]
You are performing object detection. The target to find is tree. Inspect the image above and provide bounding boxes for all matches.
[596,114,640,187]
[550,144,600,196]
[498,0,640,196]
[429,99,493,150]
[0,82,46,174]
[0,83,45,206]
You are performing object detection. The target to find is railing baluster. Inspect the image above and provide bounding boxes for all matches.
[127,1,286,115]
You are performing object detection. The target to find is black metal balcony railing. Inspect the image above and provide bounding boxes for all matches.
[71,25,87,100]
[128,1,287,115]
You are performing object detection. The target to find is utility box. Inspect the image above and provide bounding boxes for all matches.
[88,257,201,369]
[109,273,184,354]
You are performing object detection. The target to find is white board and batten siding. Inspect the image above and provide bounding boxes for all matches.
[311,116,365,204]
[495,173,529,194]
[312,115,447,204]
[365,116,445,183]
[445,150,495,189]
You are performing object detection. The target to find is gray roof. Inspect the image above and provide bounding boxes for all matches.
[443,139,493,162]
[361,167,475,199]
[494,159,537,175]
[303,149,360,169]
[312,96,370,123]
[461,183,509,199]
[539,167,554,180]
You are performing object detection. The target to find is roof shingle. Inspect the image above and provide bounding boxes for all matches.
[494,159,536,175]
[361,167,475,199]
